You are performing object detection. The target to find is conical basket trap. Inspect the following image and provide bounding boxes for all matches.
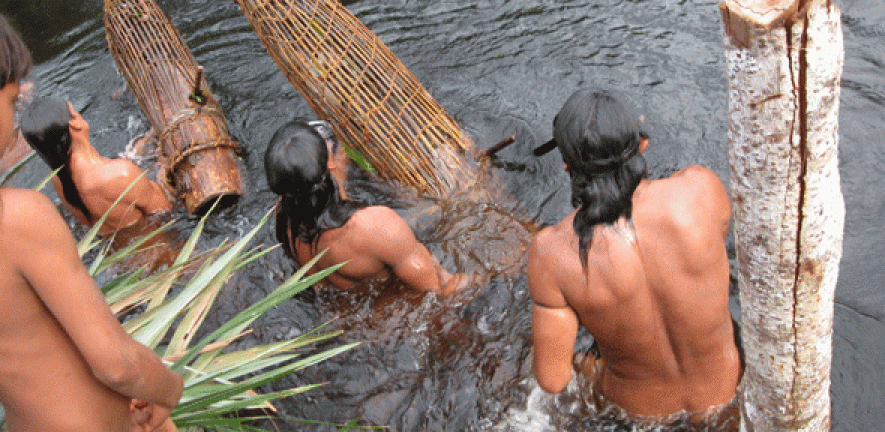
[236,0,473,198]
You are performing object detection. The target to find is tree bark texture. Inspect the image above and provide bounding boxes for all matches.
[721,0,844,430]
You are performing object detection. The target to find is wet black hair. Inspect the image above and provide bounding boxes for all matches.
[0,14,31,86]
[264,120,366,258]
[552,89,648,265]
[19,96,93,221]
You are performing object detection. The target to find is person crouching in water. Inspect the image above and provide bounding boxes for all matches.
[528,89,741,429]
[20,96,172,236]
[0,14,182,432]
[265,120,466,296]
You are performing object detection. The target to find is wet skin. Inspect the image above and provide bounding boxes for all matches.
[289,145,466,297]
[291,205,466,297]
[529,161,742,418]
[54,103,171,235]
[0,81,182,431]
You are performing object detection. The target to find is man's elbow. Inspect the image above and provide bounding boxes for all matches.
[89,346,143,393]
[145,191,172,215]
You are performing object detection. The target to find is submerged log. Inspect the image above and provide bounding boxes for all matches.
[720,0,844,430]
[104,0,245,215]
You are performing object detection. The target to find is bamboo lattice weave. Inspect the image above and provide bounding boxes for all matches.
[235,0,473,198]
[104,0,245,214]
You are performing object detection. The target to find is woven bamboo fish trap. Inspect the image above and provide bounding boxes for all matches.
[104,0,245,215]
[235,0,473,198]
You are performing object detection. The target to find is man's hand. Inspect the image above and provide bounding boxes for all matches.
[130,399,176,432]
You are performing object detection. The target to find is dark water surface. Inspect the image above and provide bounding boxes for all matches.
[1,0,883,430]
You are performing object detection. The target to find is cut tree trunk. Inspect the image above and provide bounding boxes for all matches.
[720,0,845,430]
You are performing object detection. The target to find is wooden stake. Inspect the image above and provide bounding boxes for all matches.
[477,135,516,161]
[189,66,206,106]
[721,0,844,430]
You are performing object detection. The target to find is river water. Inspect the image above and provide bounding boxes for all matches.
[1,0,882,431]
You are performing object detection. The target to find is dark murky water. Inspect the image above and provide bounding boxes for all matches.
[1,0,883,430]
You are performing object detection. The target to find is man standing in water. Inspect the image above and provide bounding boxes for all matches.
[528,89,741,427]
[0,15,182,431]
[265,120,467,296]
[20,96,172,235]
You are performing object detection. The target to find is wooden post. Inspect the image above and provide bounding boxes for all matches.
[720,0,844,430]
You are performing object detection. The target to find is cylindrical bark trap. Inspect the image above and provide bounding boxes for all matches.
[104,0,245,215]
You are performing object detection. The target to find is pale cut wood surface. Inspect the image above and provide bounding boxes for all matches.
[723,1,843,430]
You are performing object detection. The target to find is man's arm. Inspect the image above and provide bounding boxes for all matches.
[528,229,579,393]
[356,206,461,296]
[8,190,182,408]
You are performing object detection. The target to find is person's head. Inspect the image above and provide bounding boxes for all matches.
[0,14,32,153]
[20,96,72,170]
[20,96,92,220]
[265,120,364,256]
[549,89,649,263]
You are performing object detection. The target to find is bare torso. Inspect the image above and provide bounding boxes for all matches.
[530,165,741,417]
[0,284,133,431]
[291,207,396,292]
[53,155,169,235]
[288,205,461,296]
[0,189,134,431]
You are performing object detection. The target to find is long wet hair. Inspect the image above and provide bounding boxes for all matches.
[19,96,92,221]
[265,120,366,258]
[0,15,31,87]
[553,89,648,265]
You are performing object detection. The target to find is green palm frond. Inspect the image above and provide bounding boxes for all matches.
[72,192,362,430]
[0,150,36,186]
[0,172,371,431]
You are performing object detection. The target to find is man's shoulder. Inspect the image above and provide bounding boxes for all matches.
[639,165,730,240]
[659,165,723,193]
[79,158,146,195]
[529,224,557,255]
[527,221,575,308]
[0,188,67,239]
[335,205,409,249]
[534,216,575,244]
[644,165,727,211]
[528,217,575,267]
[673,164,722,184]
[350,205,407,232]
[0,188,58,221]
[94,158,144,182]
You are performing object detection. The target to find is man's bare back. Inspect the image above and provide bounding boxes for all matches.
[57,155,168,234]
[266,120,465,297]
[23,101,171,235]
[291,205,463,296]
[529,165,741,417]
[529,88,740,422]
